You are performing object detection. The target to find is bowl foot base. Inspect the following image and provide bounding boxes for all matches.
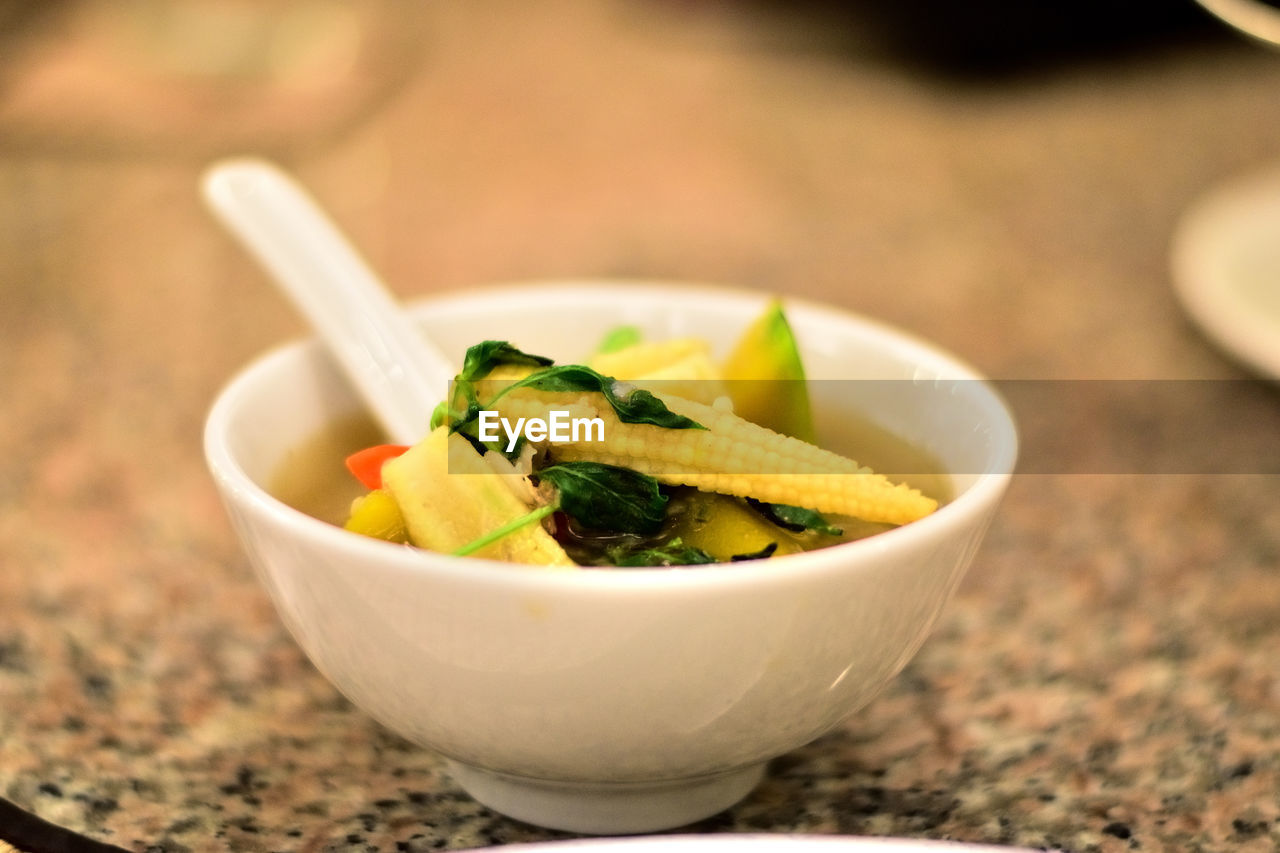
[444,760,766,835]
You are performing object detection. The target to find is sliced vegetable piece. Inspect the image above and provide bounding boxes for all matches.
[345,444,410,490]
[491,387,937,526]
[722,299,817,443]
[381,426,575,567]
[588,338,727,404]
[453,504,558,556]
[344,489,410,543]
[594,325,642,354]
[669,491,801,562]
[477,364,705,431]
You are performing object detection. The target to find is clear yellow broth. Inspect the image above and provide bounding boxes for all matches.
[270,406,952,565]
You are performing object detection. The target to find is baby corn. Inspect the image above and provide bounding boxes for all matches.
[488,388,937,526]
[382,426,576,567]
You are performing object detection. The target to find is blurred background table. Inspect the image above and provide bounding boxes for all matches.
[1,1,1277,850]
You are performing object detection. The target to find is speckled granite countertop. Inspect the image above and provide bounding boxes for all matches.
[1,3,1277,852]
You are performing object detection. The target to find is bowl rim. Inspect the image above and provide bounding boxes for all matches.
[205,279,1017,593]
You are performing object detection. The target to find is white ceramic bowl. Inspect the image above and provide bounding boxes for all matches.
[204,281,1017,835]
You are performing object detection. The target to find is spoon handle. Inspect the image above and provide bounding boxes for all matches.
[202,158,455,445]
[1195,0,1280,47]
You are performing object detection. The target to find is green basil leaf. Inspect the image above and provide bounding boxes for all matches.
[517,364,603,393]
[610,387,705,430]
[450,342,555,440]
[523,365,705,430]
[610,537,715,567]
[537,461,668,535]
[749,500,843,536]
[460,341,554,382]
[429,400,449,430]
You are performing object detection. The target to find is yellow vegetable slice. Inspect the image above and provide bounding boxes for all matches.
[344,489,410,544]
[589,338,727,405]
[381,426,575,567]
[722,299,817,443]
[668,492,802,562]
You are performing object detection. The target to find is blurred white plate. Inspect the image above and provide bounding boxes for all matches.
[1171,164,1280,379]
[499,836,1037,852]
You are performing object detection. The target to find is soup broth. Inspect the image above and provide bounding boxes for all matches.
[270,406,951,562]
[270,412,384,530]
